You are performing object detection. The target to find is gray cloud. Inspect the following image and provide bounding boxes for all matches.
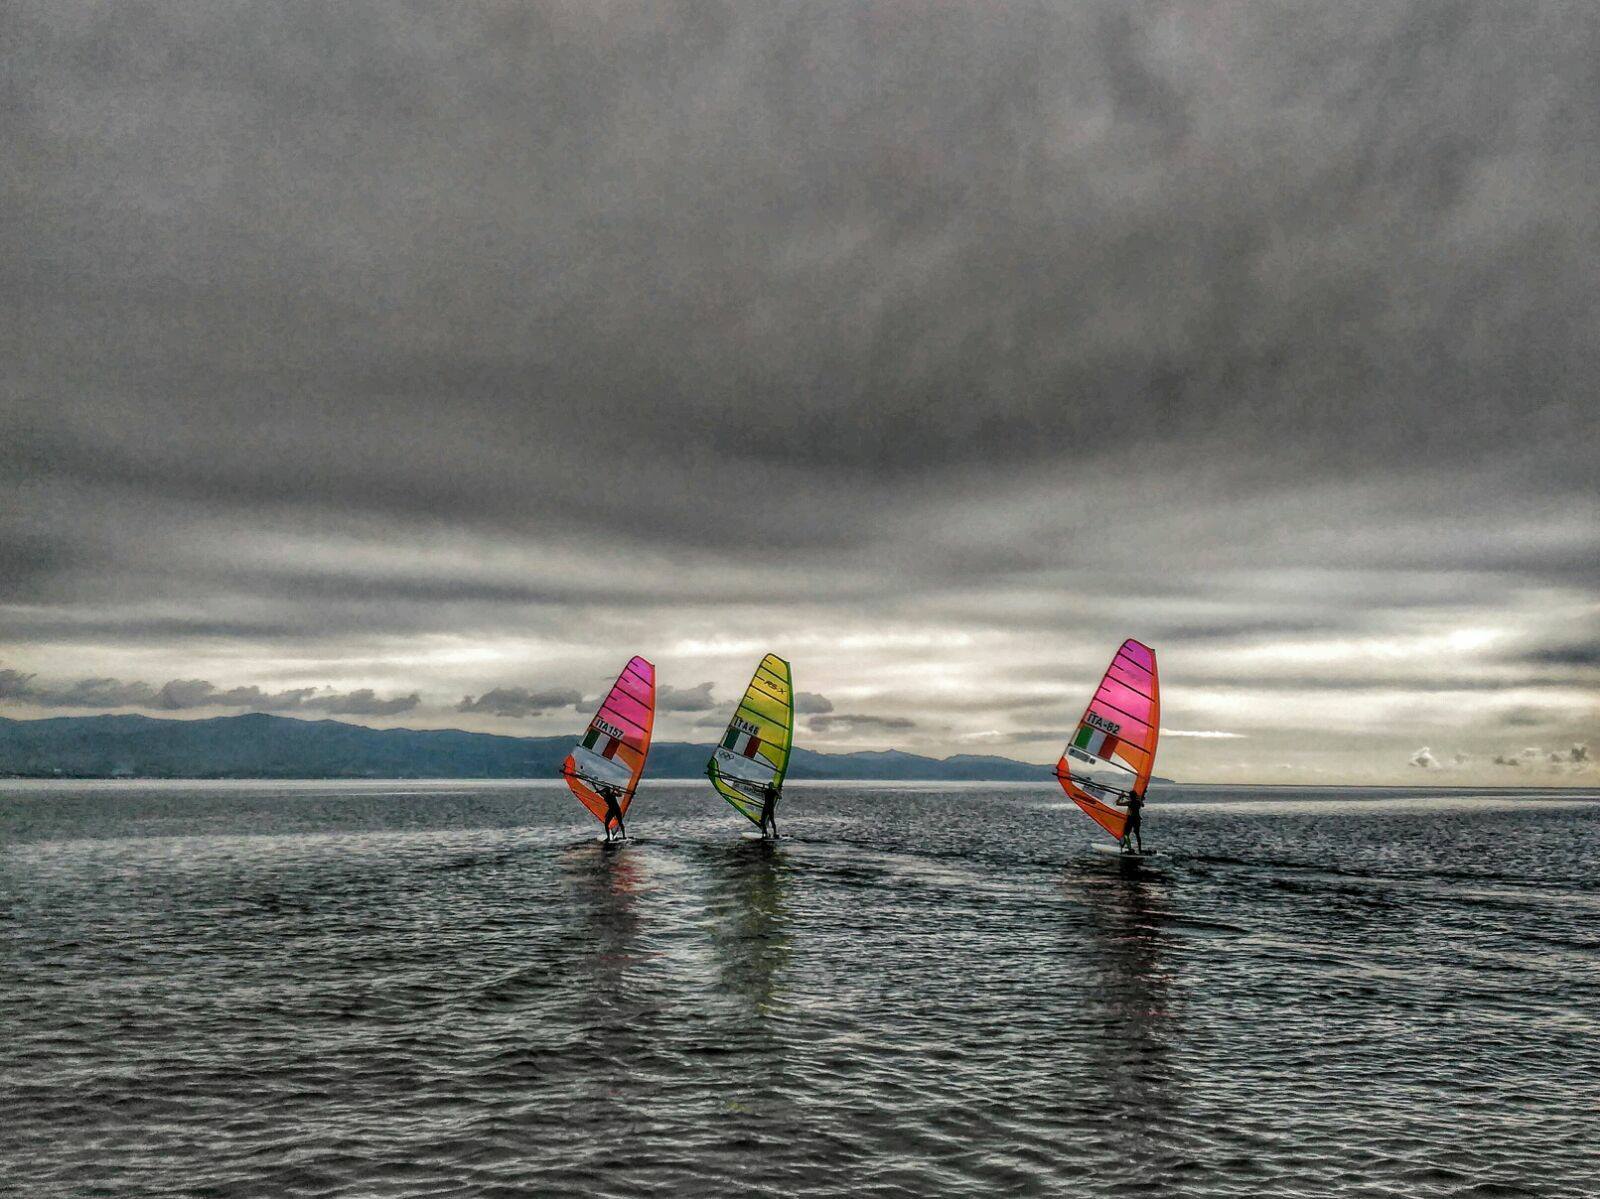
[1550,743,1590,766]
[793,691,835,715]
[1489,744,1591,772]
[965,728,1065,747]
[0,533,82,603]
[1409,748,1477,771]
[5,4,1594,546]
[0,670,157,709]
[809,714,918,733]
[1517,641,1600,668]
[0,669,35,699]
[155,680,320,711]
[314,689,419,717]
[1,666,416,716]
[657,682,718,712]
[456,686,583,718]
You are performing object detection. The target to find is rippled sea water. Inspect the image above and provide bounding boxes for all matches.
[3,781,1598,1198]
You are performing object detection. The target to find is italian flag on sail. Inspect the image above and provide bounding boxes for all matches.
[1073,723,1119,761]
[723,717,761,758]
[582,724,622,759]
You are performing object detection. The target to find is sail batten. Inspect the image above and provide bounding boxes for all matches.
[562,656,655,828]
[707,653,794,826]
[1056,640,1160,841]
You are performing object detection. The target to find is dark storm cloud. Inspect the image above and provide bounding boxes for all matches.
[657,682,718,712]
[456,686,583,718]
[6,4,1596,541]
[0,533,83,603]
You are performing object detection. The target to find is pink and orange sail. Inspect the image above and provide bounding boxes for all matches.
[1055,640,1160,841]
[562,656,655,832]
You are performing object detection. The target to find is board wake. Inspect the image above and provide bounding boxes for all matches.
[1090,842,1157,861]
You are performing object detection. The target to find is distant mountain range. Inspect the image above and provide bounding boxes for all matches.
[0,712,1087,782]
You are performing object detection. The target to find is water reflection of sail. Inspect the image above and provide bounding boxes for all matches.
[1061,869,1181,1167]
[703,840,791,1016]
[524,842,651,1147]
[560,842,646,1033]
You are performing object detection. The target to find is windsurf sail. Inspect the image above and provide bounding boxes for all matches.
[562,656,655,829]
[707,654,794,826]
[1055,640,1160,841]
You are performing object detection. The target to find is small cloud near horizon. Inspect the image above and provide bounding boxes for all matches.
[657,682,718,712]
[809,713,917,733]
[457,686,583,718]
[1490,744,1591,772]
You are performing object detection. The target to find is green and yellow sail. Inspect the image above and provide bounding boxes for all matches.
[706,654,794,825]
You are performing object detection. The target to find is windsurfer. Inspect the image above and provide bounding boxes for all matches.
[758,781,780,839]
[1117,789,1145,853]
[598,783,626,842]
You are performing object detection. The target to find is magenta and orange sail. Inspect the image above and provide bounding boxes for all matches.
[562,656,655,833]
[1055,640,1160,841]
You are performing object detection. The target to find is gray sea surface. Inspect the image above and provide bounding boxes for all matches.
[3,780,1598,1198]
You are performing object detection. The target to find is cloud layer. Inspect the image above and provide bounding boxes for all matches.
[2,3,1596,780]
[0,669,418,716]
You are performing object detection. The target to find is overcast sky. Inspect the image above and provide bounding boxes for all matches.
[4,2,1596,783]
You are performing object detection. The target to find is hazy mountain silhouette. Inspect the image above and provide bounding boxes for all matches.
[0,713,1083,781]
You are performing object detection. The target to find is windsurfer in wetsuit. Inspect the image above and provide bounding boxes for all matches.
[1117,788,1145,853]
[758,781,780,839]
[598,783,626,842]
